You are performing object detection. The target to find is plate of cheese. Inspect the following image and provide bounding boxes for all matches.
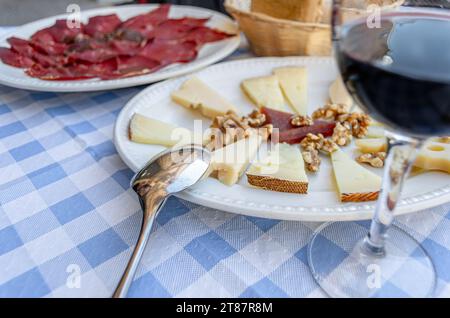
[114,57,450,221]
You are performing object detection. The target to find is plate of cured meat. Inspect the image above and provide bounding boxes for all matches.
[0,4,239,92]
[114,57,450,221]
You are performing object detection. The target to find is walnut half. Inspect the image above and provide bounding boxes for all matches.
[291,115,313,127]
[312,103,348,121]
[302,148,321,172]
[331,122,353,146]
[356,152,386,168]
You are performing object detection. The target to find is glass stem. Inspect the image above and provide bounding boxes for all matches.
[362,131,423,256]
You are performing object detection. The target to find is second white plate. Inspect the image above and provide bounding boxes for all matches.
[114,57,450,221]
[0,5,240,92]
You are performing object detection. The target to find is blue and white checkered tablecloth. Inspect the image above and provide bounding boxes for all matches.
[0,28,449,298]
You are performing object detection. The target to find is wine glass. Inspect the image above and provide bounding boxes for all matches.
[307,0,450,298]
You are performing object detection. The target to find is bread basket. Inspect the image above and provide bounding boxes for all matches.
[224,0,405,56]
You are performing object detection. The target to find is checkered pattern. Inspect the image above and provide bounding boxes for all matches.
[0,28,449,298]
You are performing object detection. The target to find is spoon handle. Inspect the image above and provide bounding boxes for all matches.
[113,193,167,298]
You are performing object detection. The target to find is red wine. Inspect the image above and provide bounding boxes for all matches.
[337,12,450,137]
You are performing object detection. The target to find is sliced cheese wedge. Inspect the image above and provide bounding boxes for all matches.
[366,125,385,138]
[414,139,450,173]
[247,143,308,194]
[241,75,287,111]
[129,113,192,147]
[171,77,238,119]
[329,77,352,111]
[273,67,308,115]
[355,138,387,153]
[331,148,382,202]
[210,133,263,185]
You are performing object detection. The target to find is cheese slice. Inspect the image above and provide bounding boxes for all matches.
[331,148,382,202]
[355,138,387,153]
[355,137,450,174]
[171,77,238,119]
[129,113,192,147]
[366,125,385,138]
[246,143,308,194]
[273,67,308,115]
[210,133,263,185]
[329,77,352,111]
[241,75,287,111]
[414,139,450,173]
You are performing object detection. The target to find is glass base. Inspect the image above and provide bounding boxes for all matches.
[307,221,436,298]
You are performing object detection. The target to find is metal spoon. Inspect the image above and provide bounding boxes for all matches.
[113,144,211,298]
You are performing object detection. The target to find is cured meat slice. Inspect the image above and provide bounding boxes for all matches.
[116,56,161,75]
[121,4,170,38]
[26,63,94,80]
[8,36,67,66]
[100,56,161,79]
[184,26,233,45]
[153,20,198,40]
[278,121,336,144]
[152,17,210,41]
[261,107,296,131]
[7,37,35,57]
[69,46,117,63]
[33,19,84,44]
[84,14,122,37]
[0,48,34,68]
[110,39,144,56]
[175,17,209,27]
[139,39,197,65]
[110,28,146,56]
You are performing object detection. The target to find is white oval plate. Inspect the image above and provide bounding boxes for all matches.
[0,5,240,92]
[114,57,450,221]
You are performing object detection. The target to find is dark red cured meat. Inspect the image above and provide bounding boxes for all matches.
[139,39,197,65]
[184,26,233,45]
[121,4,170,38]
[175,17,210,27]
[278,121,336,144]
[0,5,235,81]
[152,18,209,41]
[28,31,67,56]
[261,107,297,131]
[7,37,35,56]
[32,19,84,44]
[109,39,144,56]
[7,37,66,67]
[87,58,118,78]
[153,20,199,40]
[84,14,122,37]
[0,48,34,68]
[69,46,117,63]
[26,63,94,80]
[100,56,161,79]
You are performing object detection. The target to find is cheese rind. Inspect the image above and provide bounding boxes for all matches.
[129,113,192,147]
[246,143,308,194]
[241,75,287,111]
[331,148,382,202]
[171,77,238,119]
[210,134,262,185]
[273,67,308,115]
